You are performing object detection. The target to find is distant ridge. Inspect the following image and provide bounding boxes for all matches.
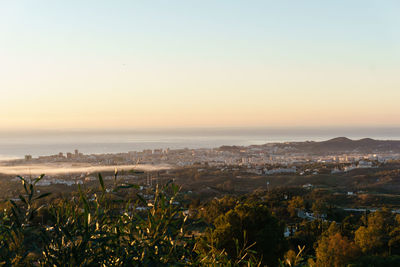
[285,137,400,154]
[325,137,352,143]
[220,137,400,154]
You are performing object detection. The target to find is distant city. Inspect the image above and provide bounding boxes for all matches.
[2,137,399,178]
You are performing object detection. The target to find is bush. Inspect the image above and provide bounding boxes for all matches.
[0,174,267,266]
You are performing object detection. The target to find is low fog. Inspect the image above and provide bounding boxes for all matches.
[0,163,172,176]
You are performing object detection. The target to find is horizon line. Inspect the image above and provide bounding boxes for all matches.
[1,125,400,133]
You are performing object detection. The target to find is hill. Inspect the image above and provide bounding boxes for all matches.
[285,137,400,154]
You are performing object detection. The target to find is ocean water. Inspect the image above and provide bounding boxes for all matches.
[0,127,399,160]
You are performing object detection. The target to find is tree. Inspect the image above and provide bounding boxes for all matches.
[355,226,382,254]
[208,203,286,267]
[355,208,395,254]
[311,200,328,219]
[313,232,360,267]
[199,195,238,224]
[288,196,305,217]
[389,214,400,255]
[291,219,331,252]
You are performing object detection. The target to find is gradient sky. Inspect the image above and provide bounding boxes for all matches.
[0,0,399,130]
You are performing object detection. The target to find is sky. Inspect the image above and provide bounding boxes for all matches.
[0,0,399,130]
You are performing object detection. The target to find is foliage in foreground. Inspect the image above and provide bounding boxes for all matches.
[0,174,270,266]
[8,171,400,266]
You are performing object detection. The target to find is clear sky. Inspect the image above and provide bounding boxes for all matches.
[0,0,399,130]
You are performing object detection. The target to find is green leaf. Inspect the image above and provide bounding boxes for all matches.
[17,175,25,183]
[18,195,27,205]
[33,174,45,185]
[34,192,52,200]
[29,183,34,202]
[98,173,105,192]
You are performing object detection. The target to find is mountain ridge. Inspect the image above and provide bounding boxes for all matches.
[220,137,400,154]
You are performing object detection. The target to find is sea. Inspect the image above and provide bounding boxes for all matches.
[0,127,399,161]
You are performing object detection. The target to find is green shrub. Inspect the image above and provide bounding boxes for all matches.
[0,174,266,266]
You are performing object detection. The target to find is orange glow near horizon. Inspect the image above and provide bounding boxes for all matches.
[1,1,399,130]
